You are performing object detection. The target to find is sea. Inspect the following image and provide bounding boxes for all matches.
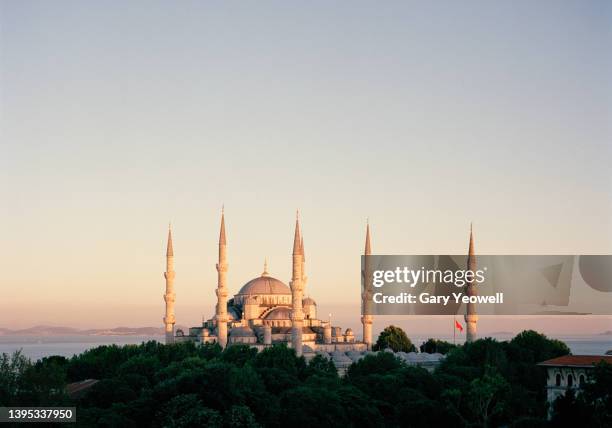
[0,336,164,361]
[0,334,610,361]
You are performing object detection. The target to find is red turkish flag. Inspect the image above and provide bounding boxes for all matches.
[455,319,464,333]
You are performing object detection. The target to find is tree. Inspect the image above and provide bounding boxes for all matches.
[509,330,571,362]
[117,355,161,383]
[0,351,32,405]
[157,394,222,428]
[552,361,612,428]
[225,405,260,428]
[279,386,348,426]
[549,388,592,428]
[82,378,137,408]
[1,332,578,427]
[252,343,305,376]
[420,338,457,354]
[466,370,509,428]
[222,344,258,367]
[346,351,405,378]
[373,325,416,352]
[506,329,571,415]
[304,354,338,379]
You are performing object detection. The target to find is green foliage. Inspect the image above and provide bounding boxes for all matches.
[157,394,222,428]
[252,343,305,375]
[420,338,457,354]
[2,330,607,427]
[550,362,612,428]
[304,354,339,379]
[83,378,137,408]
[466,369,509,428]
[0,350,32,404]
[0,350,70,406]
[510,330,571,361]
[225,404,260,428]
[221,343,258,367]
[373,325,417,352]
[347,352,405,378]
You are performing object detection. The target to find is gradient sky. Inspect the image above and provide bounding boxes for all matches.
[1,1,611,333]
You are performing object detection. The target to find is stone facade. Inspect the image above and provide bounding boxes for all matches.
[169,211,371,359]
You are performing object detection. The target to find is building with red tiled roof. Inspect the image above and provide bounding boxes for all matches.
[537,355,612,412]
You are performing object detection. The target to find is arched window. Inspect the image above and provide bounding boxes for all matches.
[555,374,561,386]
[579,375,585,387]
[567,374,573,388]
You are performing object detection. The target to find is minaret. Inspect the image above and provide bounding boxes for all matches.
[163,224,176,344]
[464,223,478,342]
[290,211,305,356]
[215,208,229,349]
[300,236,307,295]
[361,221,373,350]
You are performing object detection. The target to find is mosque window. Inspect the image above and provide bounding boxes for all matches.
[555,374,561,386]
[579,375,585,387]
[567,375,573,388]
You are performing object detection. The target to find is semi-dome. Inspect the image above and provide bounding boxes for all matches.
[264,306,292,320]
[237,274,291,296]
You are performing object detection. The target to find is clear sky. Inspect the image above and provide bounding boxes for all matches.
[1,1,610,333]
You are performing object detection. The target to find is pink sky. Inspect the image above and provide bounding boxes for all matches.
[1,2,610,336]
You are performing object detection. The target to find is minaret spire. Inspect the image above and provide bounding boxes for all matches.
[166,223,174,257]
[219,206,227,245]
[215,207,229,348]
[293,210,302,255]
[290,211,305,356]
[163,224,176,344]
[365,219,372,256]
[464,222,478,342]
[362,220,373,350]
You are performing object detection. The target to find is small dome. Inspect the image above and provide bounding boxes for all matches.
[237,275,291,296]
[229,326,255,337]
[302,297,316,306]
[345,328,353,335]
[264,307,291,320]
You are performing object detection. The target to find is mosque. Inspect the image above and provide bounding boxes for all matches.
[161,211,477,370]
[162,211,373,358]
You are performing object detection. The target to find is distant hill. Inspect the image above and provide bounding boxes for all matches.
[0,325,186,336]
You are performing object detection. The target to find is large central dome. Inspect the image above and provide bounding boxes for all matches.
[237,274,291,296]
